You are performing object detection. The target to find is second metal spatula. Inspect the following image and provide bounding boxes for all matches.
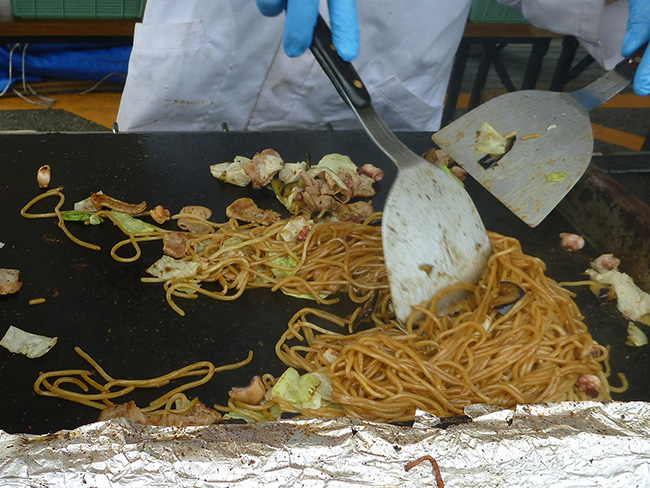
[310,15,492,322]
[433,46,646,227]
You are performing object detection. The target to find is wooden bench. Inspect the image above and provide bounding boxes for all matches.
[442,21,563,126]
[0,18,137,42]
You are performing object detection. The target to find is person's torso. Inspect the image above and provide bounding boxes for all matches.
[117,0,471,132]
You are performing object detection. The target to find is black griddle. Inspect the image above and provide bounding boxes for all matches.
[0,131,648,434]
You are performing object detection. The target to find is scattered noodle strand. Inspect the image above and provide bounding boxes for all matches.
[34,348,253,412]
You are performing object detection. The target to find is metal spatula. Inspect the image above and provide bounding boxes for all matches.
[310,16,492,322]
[433,46,646,228]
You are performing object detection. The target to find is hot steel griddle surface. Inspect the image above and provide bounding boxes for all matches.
[0,131,647,434]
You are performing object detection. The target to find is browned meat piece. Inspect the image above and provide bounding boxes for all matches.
[353,176,376,198]
[147,401,222,427]
[423,148,453,168]
[98,400,221,426]
[150,205,171,224]
[163,232,195,258]
[0,268,22,295]
[592,253,621,273]
[337,169,359,200]
[226,197,281,225]
[449,164,468,181]
[559,233,584,252]
[243,148,283,189]
[229,376,266,405]
[305,170,348,199]
[300,172,326,197]
[302,192,335,212]
[331,201,375,222]
[98,401,147,424]
[91,193,147,215]
[576,374,601,398]
[358,163,385,181]
[177,205,213,233]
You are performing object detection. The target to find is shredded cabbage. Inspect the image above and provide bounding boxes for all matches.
[62,211,104,225]
[627,322,648,347]
[270,255,298,279]
[315,153,357,173]
[269,367,333,410]
[209,157,252,187]
[476,121,508,155]
[0,326,57,358]
[546,171,567,182]
[110,211,157,233]
[146,256,200,280]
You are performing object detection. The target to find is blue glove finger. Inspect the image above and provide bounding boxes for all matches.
[622,0,650,55]
[634,49,650,96]
[329,0,359,62]
[256,0,286,17]
[283,0,320,58]
[622,0,650,95]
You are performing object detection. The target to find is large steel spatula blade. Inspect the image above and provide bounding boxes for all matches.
[433,46,646,227]
[310,15,491,322]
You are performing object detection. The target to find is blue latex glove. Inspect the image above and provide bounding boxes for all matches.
[256,0,359,62]
[622,0,650,96]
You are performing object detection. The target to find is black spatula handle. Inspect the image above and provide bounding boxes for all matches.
[615,44,647,80]
[310,14,371,109]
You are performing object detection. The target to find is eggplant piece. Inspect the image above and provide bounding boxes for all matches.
[491,281,525,315]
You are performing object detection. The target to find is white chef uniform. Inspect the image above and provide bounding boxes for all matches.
[116,0,628,133]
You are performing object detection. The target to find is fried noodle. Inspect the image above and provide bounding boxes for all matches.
[239,232,627,422]
[23,189,627,422]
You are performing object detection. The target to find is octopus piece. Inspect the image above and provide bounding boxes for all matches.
[150,205,171,224]
[226,197,281,226]
[228,376,267,405]
[163,232,195,258]
[0,268,22,295]
[243,148,283,189]
[576,374,601,398]
[177,205,213,233]
[592,253,621,273]
[37,165,51,188]
[559,233,584,252]
[91,193,147,215]
[358,163,384,182]
[295,225,311,242]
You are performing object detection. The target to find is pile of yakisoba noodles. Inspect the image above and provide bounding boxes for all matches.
[21,188,387,316]
[23,188,626,422]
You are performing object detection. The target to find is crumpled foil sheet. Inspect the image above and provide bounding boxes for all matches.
[1,401,650,487]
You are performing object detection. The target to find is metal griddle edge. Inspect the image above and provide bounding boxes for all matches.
[0,131,648,434]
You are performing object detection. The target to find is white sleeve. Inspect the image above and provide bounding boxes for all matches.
[496,0,629,69]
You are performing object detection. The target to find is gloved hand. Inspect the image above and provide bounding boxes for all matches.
[622,0,650,96]
[256,0,359,62]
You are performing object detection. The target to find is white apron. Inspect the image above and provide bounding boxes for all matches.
[116,0,472,132]
[116,0,624,133]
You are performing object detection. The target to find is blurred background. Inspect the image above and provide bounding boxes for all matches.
[0,0,648,154]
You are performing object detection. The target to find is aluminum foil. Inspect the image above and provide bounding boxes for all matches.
[1,401,650,487]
